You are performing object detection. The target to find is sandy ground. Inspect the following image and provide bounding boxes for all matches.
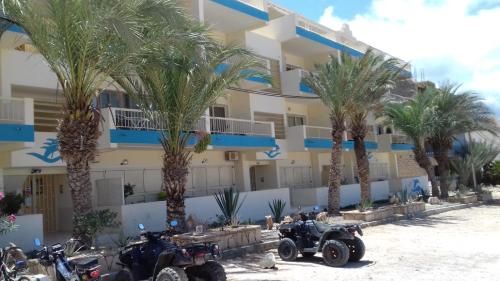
[223,205,500,281]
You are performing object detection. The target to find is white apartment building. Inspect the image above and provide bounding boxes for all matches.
[0,0,428,246]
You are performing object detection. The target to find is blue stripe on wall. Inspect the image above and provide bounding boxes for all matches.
[295,27,363,58]
[210,0,269,21]
[211,134,275,148]
[0,124,34,142]
[7,25,24,34]
[299,82,314,94]
[216,63,270,85]
[110,129,275,148]
[304,139,378,150]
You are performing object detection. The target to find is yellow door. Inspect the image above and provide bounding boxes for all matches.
[23,175,57,233]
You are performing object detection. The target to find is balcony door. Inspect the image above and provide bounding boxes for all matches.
[209,105,227,134]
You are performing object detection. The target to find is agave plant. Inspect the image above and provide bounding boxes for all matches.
[268,199,287,222]
[213,188,247,228]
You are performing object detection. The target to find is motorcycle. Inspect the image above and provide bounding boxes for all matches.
[115,222,226,281]
[0,245,28,281]
[33,238,101,281]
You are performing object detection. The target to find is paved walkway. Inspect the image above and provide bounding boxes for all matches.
[224,205,500,281]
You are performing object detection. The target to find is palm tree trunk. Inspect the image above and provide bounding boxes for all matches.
[328,121,345,214]
[353,135,370,202]
[67,160,93,237]
[414,146,439,197]
[433,143,450,199]
[163,151,190,232]
[58,113,100,238]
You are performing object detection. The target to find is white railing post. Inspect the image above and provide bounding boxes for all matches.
[204,109,211,132]
[270,122,275,138]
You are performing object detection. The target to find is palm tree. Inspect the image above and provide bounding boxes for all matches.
[3,0,193,236]
[347,50,403,202]
[430,83,498,198]
[384,91,440,196]
[451,140,500,189]
[303,53,360,213]
[116,35,263,230]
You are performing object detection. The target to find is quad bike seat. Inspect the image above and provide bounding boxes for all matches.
[69,257,99,269]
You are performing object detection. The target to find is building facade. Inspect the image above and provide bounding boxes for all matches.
[0,0,428,240]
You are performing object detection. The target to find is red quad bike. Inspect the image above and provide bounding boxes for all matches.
[115,223,225,281]
[278,218,365,267]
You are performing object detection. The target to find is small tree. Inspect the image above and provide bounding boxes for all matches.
[0,192,17,235]
[73,209,120,246]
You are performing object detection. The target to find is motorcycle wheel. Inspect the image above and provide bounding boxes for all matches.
[278,238,298,261]
[115,269,134,281]
[343,237,365,262]
[156,266,188,281]
[185,261,226,281]
[322,240,349,267]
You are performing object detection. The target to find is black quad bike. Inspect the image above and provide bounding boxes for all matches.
[278,218,365,267]
[115,223,225,281]
[34,238,101,281]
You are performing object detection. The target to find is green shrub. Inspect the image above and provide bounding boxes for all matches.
[74,209,120,246]
[0,193,24,215]
[124,183,135,199]
[268,199,286,222]
[357,199,373,212]
[214,188,246,228]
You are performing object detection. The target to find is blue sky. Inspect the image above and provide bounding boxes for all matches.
[271,0,500,116]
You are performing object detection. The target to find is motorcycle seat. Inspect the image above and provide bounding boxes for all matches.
[69,257,99,268]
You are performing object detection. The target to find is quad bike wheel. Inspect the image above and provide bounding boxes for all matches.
[156,266,188,281]
[185,261,226,281]
[278,238,298,261]
[115,268,134,281]
[322,240,349,267]
[343,237,365,262]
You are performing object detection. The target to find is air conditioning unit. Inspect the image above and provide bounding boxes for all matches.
[225,151,240,161]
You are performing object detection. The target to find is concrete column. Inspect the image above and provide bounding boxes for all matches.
[0,169,4,193]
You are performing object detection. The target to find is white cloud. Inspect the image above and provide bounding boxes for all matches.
[319,0,500,114]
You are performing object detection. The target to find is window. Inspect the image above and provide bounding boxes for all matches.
[287,115,306,127]
[209,105,227,118]
[254,112,286,139]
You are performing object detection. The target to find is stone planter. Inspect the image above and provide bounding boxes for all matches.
[392,202,426,215]
[449,195,478,204]
[341,207,394,222]
[172,225,261,250]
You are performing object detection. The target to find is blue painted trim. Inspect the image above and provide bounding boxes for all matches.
[295,27,363,58]
[7,24,24,34]
[211,134,275,148]
[110,129,275,148]
[299,82,314,94]
[391,143,414,151]
[210,0,269,21]
[304,138,378,150]
[0,124,34,142]
[216,63,270,85]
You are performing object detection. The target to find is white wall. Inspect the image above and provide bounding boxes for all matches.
[371,180,390,201]
[250,94,285,116]
[245,31,282,61]
[120,188,293,231]
[0,214,43,252]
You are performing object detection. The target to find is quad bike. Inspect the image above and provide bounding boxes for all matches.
[115,223,225,281]
[33,238,101,281]
[278,216,365,267]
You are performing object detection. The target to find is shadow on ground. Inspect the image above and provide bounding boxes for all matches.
[390,215,466,228]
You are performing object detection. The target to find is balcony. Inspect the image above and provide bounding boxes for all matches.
[217,56,273,90]
[203,0,268,33]
[281,68,314,96]
[101,108,276,150]
[0,97,35,150]
[287,125,378,152]
[378,134,414,152]
[255,14,363,58]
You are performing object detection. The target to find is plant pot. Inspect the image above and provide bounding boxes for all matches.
[341,207,394,222]
[392,202,426,215]
[172,225,261,250]
[448,195,478,204]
